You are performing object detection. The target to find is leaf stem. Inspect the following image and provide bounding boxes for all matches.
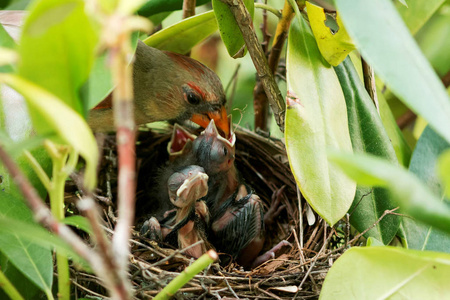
[254,3,282,18]
[47,143,71,300]
[0,269,24,300]
[23,150,51,191]
[154,250,218,300]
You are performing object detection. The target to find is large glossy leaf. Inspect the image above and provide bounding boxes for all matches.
[212,0,254,58]
[396,0,445,35]
[306,1,355,66]
[18,0,98,117]
[138,0,210,17]
[403,126,450,252]
[335,0,450,144]
[0,74,98,190]
[335,58,400,244]
[328,151,450,233]
[320,247,450,299]
[144,10,218,54]
[286,14,355,226]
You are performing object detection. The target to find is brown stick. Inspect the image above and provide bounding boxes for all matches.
[182,0,196,19]
[361,57,379,113]
[220,0,286,131]
[254,0,294,130]
[0,145,129,299]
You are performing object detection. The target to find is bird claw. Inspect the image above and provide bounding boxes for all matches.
[140,217,163,242]
[264,185,287,226]
[251,240,292,268]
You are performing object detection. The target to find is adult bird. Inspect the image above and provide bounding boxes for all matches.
[89,41,230,136]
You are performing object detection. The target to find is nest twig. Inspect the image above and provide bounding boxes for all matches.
[66,125,353,299]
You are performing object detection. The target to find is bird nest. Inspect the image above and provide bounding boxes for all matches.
[66,125,347,299]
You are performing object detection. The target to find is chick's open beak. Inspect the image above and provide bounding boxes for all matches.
[190,106,229,138]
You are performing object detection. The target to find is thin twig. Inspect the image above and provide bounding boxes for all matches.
[254,0,293,130]
[0,145,127,299]
[348,207,401,246]
[220,0,286,131]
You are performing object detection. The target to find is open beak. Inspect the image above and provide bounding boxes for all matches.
[190,106,230,138]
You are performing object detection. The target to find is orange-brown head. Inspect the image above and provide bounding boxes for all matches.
[133,41,230,137]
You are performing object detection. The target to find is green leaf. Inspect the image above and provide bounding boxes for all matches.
[396,0,445,35]
[0,231,53,297]
[439,150,450,198]
[306,1,355,66]
[138,0,210,17]
[0,23,16,73]
[63,215,92,234]
[377,89,412,166]
[320,247,450,299]
[212,0,254,58]
[403,126,450,252]
[144,10,218,54]
[83,53,113,110]
[415,5,450,77]
[366,237,384,247]
[286,14,355,226]
[0,215,87,267]
[335,58,400,244]
[18,0,98,117]
[0,253,40,299]
[0,148,53,297]
[0,74,98,190]
[328,151,450,234]
[335,0,450,145]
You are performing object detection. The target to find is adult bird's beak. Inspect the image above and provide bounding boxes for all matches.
[191,106,230,138]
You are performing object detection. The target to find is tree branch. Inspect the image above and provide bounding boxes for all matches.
[220,0,286,131]
[254,0,294,130]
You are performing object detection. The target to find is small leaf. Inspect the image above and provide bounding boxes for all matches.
[286,14,355,226]
[306,1,355,66]
[144,10,218,54]
[63,215,92,234]
[212,0,254,58]
[335,0,450,144]
[0,74,98,190]
[18,0,98,116]
[328,151,450,233]
[403,126,450,252]
[321,247,450,299]
[335,58,400,244]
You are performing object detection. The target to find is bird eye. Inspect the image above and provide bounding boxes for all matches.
[223,147,228,155]
[187,92,201,105]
